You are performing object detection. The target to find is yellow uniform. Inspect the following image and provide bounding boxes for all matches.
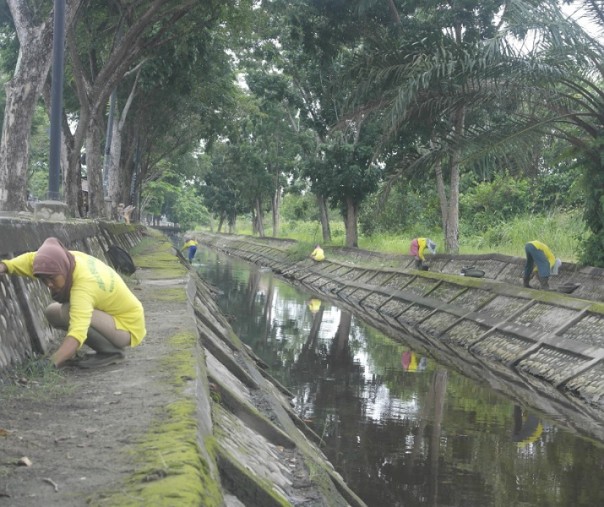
[310,246,325,262]
[4,251,146,347]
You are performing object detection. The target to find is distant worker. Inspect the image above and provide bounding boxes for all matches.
[122,205,135,224]
[409,238,437,270]
[523,240,561,290]
[310,244,325,262]
[181,237,198,263]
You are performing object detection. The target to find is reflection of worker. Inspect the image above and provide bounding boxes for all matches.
[0,237,146,369]
[512,406,543,447]
[310,244,325,262]
[181,237,198,263]
[308,298,322,314]
[402,350,427,372]
[409,238,436,270]
[523,240,561,290]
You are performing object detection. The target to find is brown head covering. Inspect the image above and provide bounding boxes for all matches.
[33,237,76,303]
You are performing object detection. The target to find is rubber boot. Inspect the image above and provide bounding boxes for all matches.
[537,275,550,290]
[522,275,531,288]
[415,259,423,270]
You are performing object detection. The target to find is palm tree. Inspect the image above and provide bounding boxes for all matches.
[344,0,592,254]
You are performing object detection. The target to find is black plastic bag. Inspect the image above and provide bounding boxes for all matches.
[106,245,136,275]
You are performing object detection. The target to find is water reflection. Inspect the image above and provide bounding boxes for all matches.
[194,247,604,507]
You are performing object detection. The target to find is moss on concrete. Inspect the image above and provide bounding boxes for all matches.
[131,234,187,278]
[148,287,187,302]
[89,330,221,506]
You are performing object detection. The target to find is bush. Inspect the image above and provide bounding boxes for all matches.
[460,173,532,232]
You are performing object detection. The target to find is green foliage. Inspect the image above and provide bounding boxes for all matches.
[460,173,532,233]
[172,186,211,231]
[280,193,318,222]
[359,183,441,236]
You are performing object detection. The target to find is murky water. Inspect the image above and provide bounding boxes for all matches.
[194,247,604,507]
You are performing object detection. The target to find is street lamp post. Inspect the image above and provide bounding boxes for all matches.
[48,0,65,202]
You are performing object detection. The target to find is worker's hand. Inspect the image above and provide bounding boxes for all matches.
[0,262,7,275]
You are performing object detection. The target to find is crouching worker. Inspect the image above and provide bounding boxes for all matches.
[310,244,325,262]
[409,238,437,270]
[0,237,146,369]
[523,240,562,290]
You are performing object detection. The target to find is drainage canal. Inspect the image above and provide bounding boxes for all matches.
[194,246,604,507]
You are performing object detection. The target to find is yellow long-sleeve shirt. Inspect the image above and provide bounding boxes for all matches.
[3,251,146,347]
[527,240,556,267]
[181,239,198,251]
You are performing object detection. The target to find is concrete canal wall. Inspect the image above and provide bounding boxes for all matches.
[0,220,364,506]
[197,232,604,443]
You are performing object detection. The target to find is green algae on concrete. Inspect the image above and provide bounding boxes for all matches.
[130,234,187,279]
[148,287,187,302]
[93,400,222,507]
[89,329,221,507]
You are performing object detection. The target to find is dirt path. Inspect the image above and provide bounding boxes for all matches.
[0,244,192,506]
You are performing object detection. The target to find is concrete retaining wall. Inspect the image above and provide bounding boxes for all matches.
[0,218,145,369]
[197,233,604,443]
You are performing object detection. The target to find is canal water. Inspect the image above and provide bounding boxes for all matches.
[194,246,604,507]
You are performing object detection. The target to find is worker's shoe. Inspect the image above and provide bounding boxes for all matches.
[537,275,550,290]
[75,352,125,369]
[522,276,531,288]
[414,259,423,270]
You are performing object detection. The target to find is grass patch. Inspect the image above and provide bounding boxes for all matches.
[0,357,73,401]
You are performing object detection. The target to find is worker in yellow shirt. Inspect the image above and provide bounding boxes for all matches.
[409,237,437,270]
[523,240,561,290]
[310,244,325,262]
[181,236,198,263]
[0,237,146,369]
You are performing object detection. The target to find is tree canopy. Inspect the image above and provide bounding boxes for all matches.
[3,0,604,264]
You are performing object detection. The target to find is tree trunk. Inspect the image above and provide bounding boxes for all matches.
[344,195,359,248]
[108,66,142,217]
[317,193,331,243]
[41,80,82,217]
[445,107,465,254]
[255,198,265,237]
[0,7,52,210]
[0,0,82,211]
[434,159,449,237]
[272,183,281,237]
[85,120,105,218]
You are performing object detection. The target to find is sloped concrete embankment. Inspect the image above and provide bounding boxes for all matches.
[0,218,145,369]
[197,233,604,443]
[185,258,366,506]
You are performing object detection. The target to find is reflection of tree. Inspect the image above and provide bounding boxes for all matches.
[294,303,324,367]
[428,369,447,507]
[330,310,352,362]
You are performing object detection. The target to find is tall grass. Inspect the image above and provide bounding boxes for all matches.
[460,210,583,261]
[205,210,584,262]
